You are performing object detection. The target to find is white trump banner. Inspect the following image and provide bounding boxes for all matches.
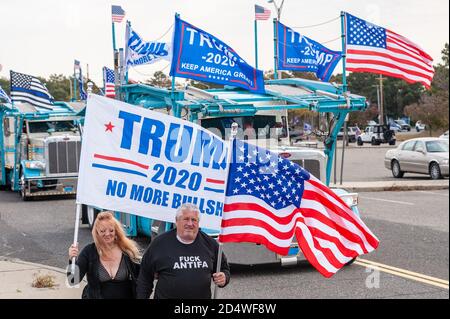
[77,95,228,231]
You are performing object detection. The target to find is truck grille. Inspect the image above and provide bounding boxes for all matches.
[47,140,81,175]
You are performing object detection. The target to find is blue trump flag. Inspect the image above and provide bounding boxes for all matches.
[277,21,341,82]
[0,85,11,103]
[170,15,265,94]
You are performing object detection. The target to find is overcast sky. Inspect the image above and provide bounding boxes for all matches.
[0,0,448,86]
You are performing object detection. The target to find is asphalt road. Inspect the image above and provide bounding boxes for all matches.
[328,142,448,182]
[0,189,448,299]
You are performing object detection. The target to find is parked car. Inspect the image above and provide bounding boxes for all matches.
[394,119,411,132]
[367,120,377,126]
[388,122,402,133]
[439,130,449,139]
[337,127,357,143]
[358,124,396,146]
[385,137,449,179]
[415,121,426,132]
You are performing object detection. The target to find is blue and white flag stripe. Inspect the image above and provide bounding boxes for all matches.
[10,71,54,110]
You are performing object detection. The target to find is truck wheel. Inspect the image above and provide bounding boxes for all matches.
[392,160,404,178]
[357,137,363,146]
[20,171,30,201]
[371,137,377,146]
[389,140,396,146]
[87,206,101,229]
[429,163,442,180]
[81,204,89,224]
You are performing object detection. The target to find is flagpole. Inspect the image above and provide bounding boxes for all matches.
[213,122,238,299]
[254,19,259,69]
[340,11,347,92]
[70,203,82,275]
[171,13,180,118]
[273,18,278,79]
[72,68,77,102]
[112,21,117,52]
[124,21,131,85]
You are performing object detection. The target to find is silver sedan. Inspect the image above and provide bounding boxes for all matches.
[385,137,449,179]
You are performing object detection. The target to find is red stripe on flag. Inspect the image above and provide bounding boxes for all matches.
[206,178,225,184]
[346,67,431,88]
[94,154,149,170]
[218,233,290,255]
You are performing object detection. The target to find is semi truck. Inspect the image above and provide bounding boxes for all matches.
[0,101,84,200]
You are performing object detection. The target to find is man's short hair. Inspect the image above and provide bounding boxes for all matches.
[175,203,201,221]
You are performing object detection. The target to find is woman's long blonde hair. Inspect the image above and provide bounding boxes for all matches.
[92,211,141,261]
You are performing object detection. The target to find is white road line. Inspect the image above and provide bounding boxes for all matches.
[412,190,449,197]
[359,196,414,206]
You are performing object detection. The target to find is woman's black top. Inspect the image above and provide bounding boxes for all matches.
[98,255,133,299]
[67,243,140,299]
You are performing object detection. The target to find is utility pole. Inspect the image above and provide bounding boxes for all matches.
[379,74,384,125]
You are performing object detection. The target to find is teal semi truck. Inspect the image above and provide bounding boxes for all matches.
[81,78,368,266]
[0,101,84,200]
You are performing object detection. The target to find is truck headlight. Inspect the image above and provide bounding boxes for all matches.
[340,193,358,208]
[25,161,46,170]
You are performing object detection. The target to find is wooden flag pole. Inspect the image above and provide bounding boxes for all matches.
[213,122,238,299]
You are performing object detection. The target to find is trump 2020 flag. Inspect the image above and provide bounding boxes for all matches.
[77,94,228,231]
[344,12,434,88]
[170,15,265,94]
[277,21,341,82]
[125,24,172,70]
[219,139,379,277]
[10,70,54,110]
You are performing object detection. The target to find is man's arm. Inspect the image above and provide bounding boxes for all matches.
[136,248,155,299]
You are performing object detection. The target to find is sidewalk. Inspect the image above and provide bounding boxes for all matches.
[0,258,85,299]
[330,179,449,192]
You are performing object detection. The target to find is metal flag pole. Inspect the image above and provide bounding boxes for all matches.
[171,13,180,118]
[254,19,259,69]
[272,18,278,79]
[213,122,238,299]
[71,203,82,274]
[124,21,131,85]
[340,11,348,93]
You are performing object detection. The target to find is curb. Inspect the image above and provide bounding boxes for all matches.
[0,258,68,274]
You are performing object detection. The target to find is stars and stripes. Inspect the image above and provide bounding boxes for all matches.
[103,67,115,98]
[10,70,54,110]
[219,139,379,277]
[111,5,125,23]
[0,85,11,103]
[345,12,434,88]
[255,4,271,20]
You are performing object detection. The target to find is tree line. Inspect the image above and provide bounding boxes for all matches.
[1,43,447,132]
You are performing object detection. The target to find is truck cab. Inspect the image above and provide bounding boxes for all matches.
[1,101,83,200]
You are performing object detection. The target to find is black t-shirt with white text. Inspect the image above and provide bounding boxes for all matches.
[137,229,230,299]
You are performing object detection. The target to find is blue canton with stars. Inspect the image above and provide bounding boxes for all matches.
[226,139,311,210]
[346,13,387,49]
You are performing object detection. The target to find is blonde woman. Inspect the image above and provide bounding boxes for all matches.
[68,211,141,299]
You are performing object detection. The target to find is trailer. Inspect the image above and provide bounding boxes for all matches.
[0,101,84,200]
[81,78,368,266]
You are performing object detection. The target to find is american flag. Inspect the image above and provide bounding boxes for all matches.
[255,4,271,20]
[10,70,54,110]
[111,5,125,23]
[345,12,434,88]
[103,67,115,98]
[219,139,379,278]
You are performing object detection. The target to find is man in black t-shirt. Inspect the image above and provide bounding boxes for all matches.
[136,203,230,299]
